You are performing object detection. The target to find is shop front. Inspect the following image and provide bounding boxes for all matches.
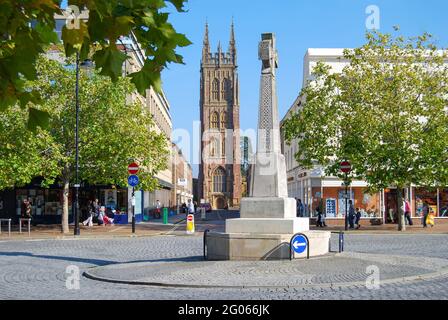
[0,179,130,225]
[297,177,382,226]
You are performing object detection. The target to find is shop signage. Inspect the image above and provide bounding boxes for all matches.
[291,234,307,254]
[340,161,351,173]
[178,178,187,186]
[128,162,139,175]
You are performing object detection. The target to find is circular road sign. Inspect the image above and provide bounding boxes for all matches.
[187,214,194,222]
[292,234,307,254]
[128,162,139,175]
[128,175,139,187]
[340,161,351,173]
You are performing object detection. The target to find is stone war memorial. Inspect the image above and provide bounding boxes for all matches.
[207,33,331,260]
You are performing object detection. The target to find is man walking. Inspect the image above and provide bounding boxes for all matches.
[187,199,195,216]
[348,200,355,229]
[422,201,429,228]
[296,199,304,218]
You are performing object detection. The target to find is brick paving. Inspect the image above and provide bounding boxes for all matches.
[1,233,448,299]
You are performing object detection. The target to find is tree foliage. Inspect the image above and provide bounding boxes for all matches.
[0,0,191,128]
[1,54,169,232]
[283,30,448,193]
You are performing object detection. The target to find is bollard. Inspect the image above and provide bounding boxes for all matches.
[186,214,195,234]
[201,207,206,221]
[163,207,168,225]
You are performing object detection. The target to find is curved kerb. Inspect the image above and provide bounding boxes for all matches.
[83,266,448,290]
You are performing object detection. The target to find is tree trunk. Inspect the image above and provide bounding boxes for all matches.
[61,165,70,234]
[397,187,406,231]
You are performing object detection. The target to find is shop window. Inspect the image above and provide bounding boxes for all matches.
[415,188,438,217]
[441,188,448,217]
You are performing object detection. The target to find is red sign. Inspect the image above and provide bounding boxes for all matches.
[128,162,139,175]
[340,161,351,173]
[187,215,193,222]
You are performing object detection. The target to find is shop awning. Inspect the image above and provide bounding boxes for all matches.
[158,178,173,189]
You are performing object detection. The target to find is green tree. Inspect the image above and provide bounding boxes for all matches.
[283,31,448,231]
[0,0,191,128]
[1,55,168,233]
[0,107,62,189]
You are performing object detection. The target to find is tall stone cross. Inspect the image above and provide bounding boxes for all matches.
[257,33,280,154]
[249,33,288,199]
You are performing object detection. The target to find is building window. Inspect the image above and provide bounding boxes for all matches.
[213,167,226,193]
[210,138,218,157]
[212,78,219,100]
[220,111,226,129]
[221,136,226,157]
[210,112,219,129]
[223,78,231,101]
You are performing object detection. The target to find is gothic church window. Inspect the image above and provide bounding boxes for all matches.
[213,167,226,193]
[212,78,219,100]
[211,112,219,129]
[210,138,218,157]
[222,78,231,101]
[220,111,227,128]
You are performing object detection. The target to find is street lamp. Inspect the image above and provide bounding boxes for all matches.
[74,52,94,236]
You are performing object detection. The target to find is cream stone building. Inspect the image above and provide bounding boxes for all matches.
[281,48,448,225]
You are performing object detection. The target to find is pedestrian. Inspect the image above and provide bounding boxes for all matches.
[348,200,355,229]
[422,201,430,228]
[296,199,304,218]
[82,200,94,227]
[21,198,32,220]
[315,206,321,227]
[355,208,362,229]
[98,206,114,226]
[187,199,195,216]
[154,200,161,219]
[403,198,413,226]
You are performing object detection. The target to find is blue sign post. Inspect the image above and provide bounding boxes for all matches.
[128,174,139,234]
[290,233,310,260]
[128,175,139,187]
[292,235,307,254]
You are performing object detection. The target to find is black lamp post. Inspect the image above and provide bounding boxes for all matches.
[74,52,93,236]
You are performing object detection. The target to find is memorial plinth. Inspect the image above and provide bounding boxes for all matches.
[206,33,330,260]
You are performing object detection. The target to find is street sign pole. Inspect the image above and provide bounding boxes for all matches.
[127,163,139,235]
[132,186,135,234]
[340,161,351,231]
[345,173,348,231]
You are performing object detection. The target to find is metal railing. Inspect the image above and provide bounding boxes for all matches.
[0,219,11,237]
[19,218,31,236]
[203,229,210,260]
[289,233,310,260]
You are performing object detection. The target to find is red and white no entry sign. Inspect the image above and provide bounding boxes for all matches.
[340,161,351,173]
[187,215,193,222]
[128,162,139,175]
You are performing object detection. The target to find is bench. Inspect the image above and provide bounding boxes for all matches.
[0,219,12,237]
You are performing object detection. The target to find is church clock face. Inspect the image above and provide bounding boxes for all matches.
[198,22,241,209]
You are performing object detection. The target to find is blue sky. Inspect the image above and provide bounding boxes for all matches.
[163,0,448,176]
[61,0,448,177]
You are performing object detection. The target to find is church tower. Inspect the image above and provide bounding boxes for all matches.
[199,22,241,209]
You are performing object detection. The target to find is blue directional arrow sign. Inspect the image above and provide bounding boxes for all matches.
[292,234,307,254]
[128,175,139,187]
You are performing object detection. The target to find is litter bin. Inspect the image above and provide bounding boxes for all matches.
[163,207,168,224]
